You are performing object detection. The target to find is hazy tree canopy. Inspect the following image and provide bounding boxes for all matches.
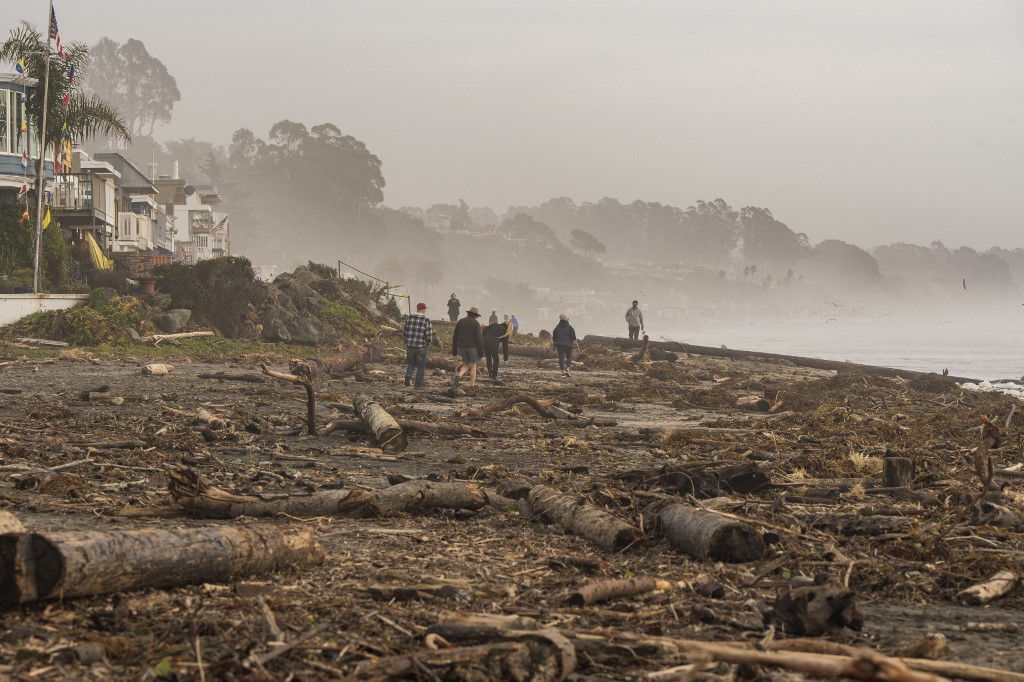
[87,37,180,137]
[684,199,740,267]
[226,121,385,260]
[569,228,606,256]
[799,239,882,292]
[0,28,130,152]
[504,213,559,247]
[739,206,809,275]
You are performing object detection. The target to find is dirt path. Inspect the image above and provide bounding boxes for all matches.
[0,346,1022,679]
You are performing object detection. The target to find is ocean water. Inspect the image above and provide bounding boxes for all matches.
[647,315,1024,382]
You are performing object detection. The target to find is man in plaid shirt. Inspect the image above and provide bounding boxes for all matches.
[403,302,439,388]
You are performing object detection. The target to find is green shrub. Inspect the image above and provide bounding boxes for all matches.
[154,256,268,338]
[3,293,151,346]
[316,299,378,338]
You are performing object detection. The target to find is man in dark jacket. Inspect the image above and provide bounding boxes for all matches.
[552,313,580,377]
[483,319,513,382]
[447,294,461,322]
[451,306,484,387]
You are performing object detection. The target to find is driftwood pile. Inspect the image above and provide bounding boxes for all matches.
[1,345,1024,680]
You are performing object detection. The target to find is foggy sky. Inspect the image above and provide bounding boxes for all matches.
[48,1,1024,249]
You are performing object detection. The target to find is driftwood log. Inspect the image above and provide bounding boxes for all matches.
[659,504,765,562]
[378,479,488,513]
[736,395,771,411]
[0,524,322,605]
[354,394,408,454]
[528,485,641,551]
[956,570,1018,606]
[261,363,317,435]
[507,344,556,359]
[322,418,485,438]
[169,466,488,518]
[581,335,981,384]
[567,576,685,607]
[466,393,553,419]
[145,330,216,345]
[198,371,265,383]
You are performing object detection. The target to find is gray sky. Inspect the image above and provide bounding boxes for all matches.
[49,0,1024,248]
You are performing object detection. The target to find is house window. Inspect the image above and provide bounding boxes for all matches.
[0,90,8,154]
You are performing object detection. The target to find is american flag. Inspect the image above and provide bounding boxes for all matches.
[211,216,229,233]
[49,7,66,60]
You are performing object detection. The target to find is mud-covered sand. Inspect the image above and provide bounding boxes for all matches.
[1,341,1023,680]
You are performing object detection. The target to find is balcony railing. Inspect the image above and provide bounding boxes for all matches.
[51,173,93,211]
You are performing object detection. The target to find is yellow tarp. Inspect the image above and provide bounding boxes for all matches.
[85,232,114,270]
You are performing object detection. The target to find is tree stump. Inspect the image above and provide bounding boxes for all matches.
[883,457,915,488]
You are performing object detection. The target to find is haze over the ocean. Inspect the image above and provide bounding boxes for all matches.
[54,0,1024,248]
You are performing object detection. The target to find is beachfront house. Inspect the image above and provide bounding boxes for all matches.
[92,152,174,275]
[50,150,118,258]
[0,72,52,207]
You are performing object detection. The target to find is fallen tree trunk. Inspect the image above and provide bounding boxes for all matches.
[322,418,486,438]
[378,479,489,513]
[659,504,765,562]
[168,466,381,519]
[570,630,1018,682]
[568,576,685,607]
[581,335,981,384]
[465,393,553,419]
[528,485,641,551]
[145,330,216,345]
[354,394,407,454]
[0,523,322,605]
[197,371,265,383]
[507,344,556,359]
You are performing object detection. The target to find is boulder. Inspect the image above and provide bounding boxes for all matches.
[286,317,321,346]
[261,309,293,343]
[153,308,192,334]
[144,292,173,311]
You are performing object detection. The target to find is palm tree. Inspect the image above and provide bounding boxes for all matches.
[1,24,131,163]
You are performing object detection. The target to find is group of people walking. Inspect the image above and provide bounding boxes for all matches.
[403,293,646,387]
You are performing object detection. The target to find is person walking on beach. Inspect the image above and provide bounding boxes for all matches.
[510,314,519,334]
[452,306,484,387]
[501,314,513,361]
[483,318,514,382]
[402,302,439,389]
[625,300,644,340]
[447,294,461,322]
[552,313,580,378]
[488,310,499,325]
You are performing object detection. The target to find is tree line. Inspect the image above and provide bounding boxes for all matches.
[70,35,1024,310]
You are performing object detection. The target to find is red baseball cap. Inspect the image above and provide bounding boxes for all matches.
[416,302,427,311]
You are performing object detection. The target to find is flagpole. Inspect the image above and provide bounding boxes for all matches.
[32,0,55,294]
